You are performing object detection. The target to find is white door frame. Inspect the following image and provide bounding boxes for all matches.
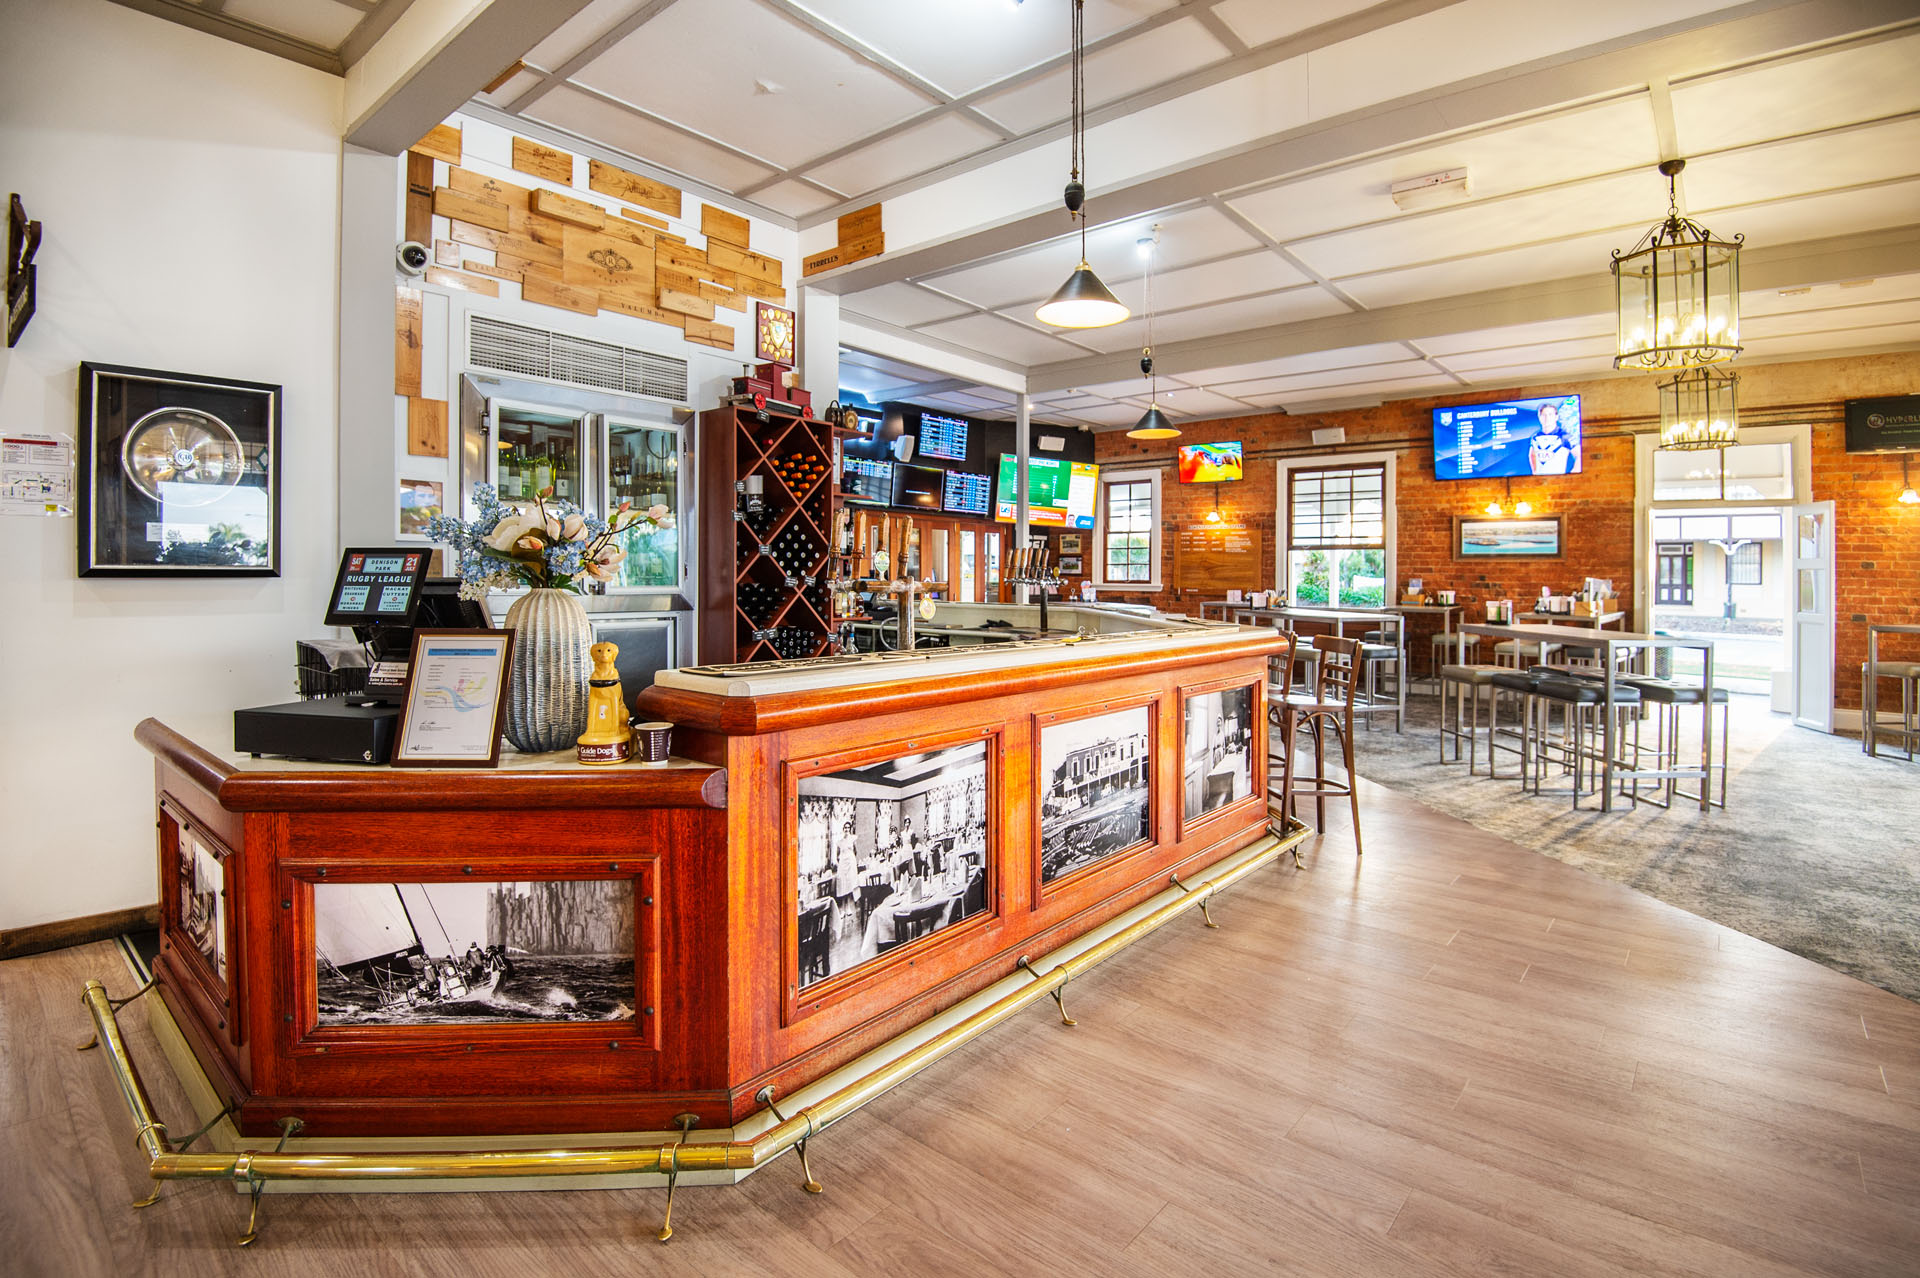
[1790,501,1837,732]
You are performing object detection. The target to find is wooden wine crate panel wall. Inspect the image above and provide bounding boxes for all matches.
[397,121,806,360]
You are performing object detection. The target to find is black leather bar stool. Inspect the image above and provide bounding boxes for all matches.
[1439,663,1501,771]
[1620,676,1731,809]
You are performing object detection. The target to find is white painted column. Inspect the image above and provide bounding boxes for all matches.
[337,143,401,548]
[1015,392,1031,603]
[800,286,840,408]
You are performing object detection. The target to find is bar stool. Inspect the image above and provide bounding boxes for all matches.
[1620,676,1731,808]
[1356,628,1404,733]
[1269,634,1364,854]
[1494,637,1562,668]
[1438,663,1501,771]
[1431,631,1481,677]
[1524,675,1643,809]
[1862,661,1920,760]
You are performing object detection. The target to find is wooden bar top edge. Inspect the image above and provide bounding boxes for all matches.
[636,629,1286,734]
[135,718,727,812]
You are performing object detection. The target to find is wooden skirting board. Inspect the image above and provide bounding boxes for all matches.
[0,903,157,960]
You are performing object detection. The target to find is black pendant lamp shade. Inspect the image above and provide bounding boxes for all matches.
[1036,0,1128,330]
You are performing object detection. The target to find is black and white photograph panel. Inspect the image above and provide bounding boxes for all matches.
[1183,685,1254,822]
[1039,706,1151,884]
[313,880,635,1026]
[178,831,226,982]
[796,741,990,991]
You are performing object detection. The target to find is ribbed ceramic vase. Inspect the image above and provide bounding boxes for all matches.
[502,588,592,753]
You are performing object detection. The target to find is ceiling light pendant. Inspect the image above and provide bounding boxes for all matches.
[1205,488,1223,524]
[1612,158,1743,370]
[1126,224,1179,440]
[1657,365,1740,451]
[1899,454,1919,506]
[1036,0,1128,330]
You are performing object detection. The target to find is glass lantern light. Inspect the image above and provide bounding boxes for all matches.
[1612,159,1743,370]
[1657,366,1739,452]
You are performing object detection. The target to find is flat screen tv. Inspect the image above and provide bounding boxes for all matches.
[991,454,1098,529]
[842,456,892,505]
[917,412,969,462]
[1843,395,1920,453]
[890,462,944,510]
[1178,440,1243,483]
[942,469,991,517]
[1433,394,1582,479]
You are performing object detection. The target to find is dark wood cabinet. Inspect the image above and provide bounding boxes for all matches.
[697,405,835,663]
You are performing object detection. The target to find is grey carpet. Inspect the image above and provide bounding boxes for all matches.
[1330,692,1920,1003]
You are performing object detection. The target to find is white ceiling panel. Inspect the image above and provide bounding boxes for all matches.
[1279,376,1463,410]
[525,0,643,71]
[1682,117,1920,213]
[1455,358,1613,386]
[1414,315,1613,356]
[1432,334,1617,372]
[1216,358,1439,397]
[803,113,1004,195]
[840,348,949,382]
[1057,287,1350,356]
[1114,388,1257,418]
[1225,95,1659,245]
[1743,273,1920,317]
[572,0,934,168]
[837,364,917,399]
[915,312,1094,365]
[1697,178,1920,255]
[1670,30,1920,154]
[1740,298,1920,339]
[1336,225,1629,308]
[223,0,363,49]
[843,281,976,327]
[1180,343,1421,384]
[525,86,779,189]
[1288,170,1652,280]
[1741,322,1920,358]
[973,17,1230,134]
[750,179,841,218]
[1063,403,1146,427]
[921,202,1260,310]
[1213,0,1385,48]
[789,0,1178,100]
[1144,252,1311,311]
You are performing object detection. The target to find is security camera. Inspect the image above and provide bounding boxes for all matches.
[396,241,430,275]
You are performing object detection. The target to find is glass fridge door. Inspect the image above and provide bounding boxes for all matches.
[487,398,589,508]
[602,414,684,593]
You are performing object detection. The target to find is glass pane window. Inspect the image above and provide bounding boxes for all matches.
[1103,479,1155,582]
[1287,464,1385,604]
[607,420,682,590]
[1652,442,1793,501]
[1727,541,1762,586]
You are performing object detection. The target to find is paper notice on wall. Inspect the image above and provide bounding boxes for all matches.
[1,433,74,516]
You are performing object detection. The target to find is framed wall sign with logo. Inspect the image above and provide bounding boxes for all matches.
[76,362,281,576]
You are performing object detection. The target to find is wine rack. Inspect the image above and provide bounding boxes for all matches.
[697,405,836,664]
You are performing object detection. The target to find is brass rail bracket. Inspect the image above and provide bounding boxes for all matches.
[1169,874,1220,929]
[237,1117,304,1247]
[79,978,157,1051]
[754,1087,823,1194]
[1016,956,1076,1025]
[658,1113,699,1241]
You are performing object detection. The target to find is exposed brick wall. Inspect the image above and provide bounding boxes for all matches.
[1091,353,1920,711]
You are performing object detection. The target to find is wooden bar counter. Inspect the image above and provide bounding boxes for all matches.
[139,613,1280,1142]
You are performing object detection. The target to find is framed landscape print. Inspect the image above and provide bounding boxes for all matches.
[77,362,280,576]
[1456,516,1563,558]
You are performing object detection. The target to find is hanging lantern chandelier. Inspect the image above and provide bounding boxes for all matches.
[1612,159,1743,370]
[1126,226,1179,440]
[1657,366,1740,451]
[1035,0,1128,329]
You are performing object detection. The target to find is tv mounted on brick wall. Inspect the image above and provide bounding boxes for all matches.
[1177,440,1243,483]
[1433,394,1582,480]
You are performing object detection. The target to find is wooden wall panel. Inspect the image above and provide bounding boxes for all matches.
[521,275,600,316]
[433,187,509,233]
[531,188,607,229]
[510,137,574,184]
[404,152,435,245]
[559,227,656,306]
[588,158,683,219]
[393,286,422,398]
[449,166,532,212]
[407,397,448,457]
[410,123,462,165]
[701,204,751,248]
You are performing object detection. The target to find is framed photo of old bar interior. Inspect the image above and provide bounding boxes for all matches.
[77,362,280,576]
[1181,682,1255,829]
[1036,702,1153,891]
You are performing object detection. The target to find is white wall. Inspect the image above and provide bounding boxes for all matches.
[0,0,345,929]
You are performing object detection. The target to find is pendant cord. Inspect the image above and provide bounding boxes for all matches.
[1143,235,1156,400]
[1071,0,1085,252]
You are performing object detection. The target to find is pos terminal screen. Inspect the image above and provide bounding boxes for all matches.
[324,549,431,628]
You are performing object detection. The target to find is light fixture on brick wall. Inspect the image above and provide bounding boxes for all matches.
[1483,477,1531,518]
[1899,454,1918,505]
[1035,0,1129,330]
[1126,225,1180,440]
[1657,365,1739,451]
[1612,159,1743,370]
[1205,487,1223,524]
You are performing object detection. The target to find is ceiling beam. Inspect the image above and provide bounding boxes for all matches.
[345,0,596,154]
[803,0,1913,295]
[1024,225,1920,392]
[104,0,341,74]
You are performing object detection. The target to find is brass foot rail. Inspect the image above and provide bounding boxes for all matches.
[80,819,1309,1244]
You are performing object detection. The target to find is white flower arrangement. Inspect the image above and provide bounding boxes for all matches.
[426,484,674,598]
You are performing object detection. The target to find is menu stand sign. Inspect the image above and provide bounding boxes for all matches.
[390,630,515,768]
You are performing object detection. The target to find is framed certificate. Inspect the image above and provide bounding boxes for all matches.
[391,630,514,768]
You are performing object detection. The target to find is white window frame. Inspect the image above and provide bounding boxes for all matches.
[1091,467,1163,592]
[1274,450,1398,605]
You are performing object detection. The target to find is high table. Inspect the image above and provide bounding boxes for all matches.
[1864,623,1920,758]
[1463,623,1716,812]
[1518,609,1627,629]
[1219,605,1407,731]
[1387,603,1465,684]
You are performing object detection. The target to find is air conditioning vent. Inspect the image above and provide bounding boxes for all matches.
[468,314,690,404]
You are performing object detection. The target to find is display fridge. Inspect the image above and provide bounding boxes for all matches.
[456,373,695,685]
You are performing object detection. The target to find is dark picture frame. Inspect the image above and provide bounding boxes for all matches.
[1455,515,1564,559]
[390,629,514,768]
[76,362,281,576]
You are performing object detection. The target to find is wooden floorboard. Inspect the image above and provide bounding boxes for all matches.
[3,779,1918,1276]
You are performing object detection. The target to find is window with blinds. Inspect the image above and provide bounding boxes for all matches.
[1288,464,1386,550]
[1103,479,1155,582]
[1728,541,1762,586]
